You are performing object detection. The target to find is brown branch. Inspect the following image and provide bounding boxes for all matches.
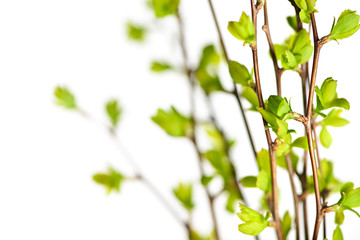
[207,0,257,159]
[306,12,326,240]
[176,10,220,240]
[285,154,300,240]
[249,1,283,239]
[262,1,282,96]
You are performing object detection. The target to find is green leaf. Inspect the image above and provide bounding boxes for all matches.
[93,167,125,194]
[199,45,220,68]
[195,68,223,94]
[240,176,258,188]
[291,136,309,151]
[228,12,256,45]
[320,127,332,148]
[242,87,259,108]
[342,187,360,208]
[294,0,317,16]
[256,107,289,138]
[335,210,345,225]
[105,99,122,128]
[274,44,289,61]
[268,95,291,119]
[126,22,146,42]
[228,60,252,86]
[322,109,349,127]
[281,211,292,239]
[330,10,360,41]
[332,226,343,240]
[281,50,298,70]
[237,204,270,236]
[299,11,311,23]
[201,175,214,186]
[256,170,270,192]
[150,0,180,18]
[257,149,271,175]
[151,106,193,137]
[290,29,313,64]
[54,86,77,109]
[287,16,298,31]
[340,182,354,195]
[150,61,173,72]
[203,123,226,152]
[321,78,337,105]
[173,182,195,211]
[330,98,350,110]
[226,190,241,213]
[205,150,231,183]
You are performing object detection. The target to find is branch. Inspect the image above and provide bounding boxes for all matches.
[249,1,283,239]
[207,0,257,159]
[176,10,221,240]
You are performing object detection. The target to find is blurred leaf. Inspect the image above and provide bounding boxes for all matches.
[150,0,180,18]
[173,182,195,211]
[320,127,332,148]
[151,106,193,137]
[242,86,259,108]
[256,170,270,192]
[150,61,173,72]
[106,99,122,128]
[126,22,146,42]
[333,226,343,240]
[93,167,125,194]
[291,136,309,151]
[341,187,360,208]
[335,210,345,225]
[54,86,77,109]
[281,211,292,239]
[287,16,298,31]
[240,176,258,188]
[228,60,253,86]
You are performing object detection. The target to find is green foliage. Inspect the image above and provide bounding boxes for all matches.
[293,0,317,23]
[281,211,292,239]
[315,78,350,111]
[195,45,224,94]
[330,10,360,41]
[333,226,343,240]
[228,12,256,45]
[54,86,77,110]
[240,176,258,188]
[275,29,313,70]
[340,187,360,209]
[150,61,173,72]
[287,16,298,31]
[307,159,341,194]
[151,106,193,137]
[106,99,122,128]
[126,22,147,42]
[205,150,231,184]
[256,170,270,192]
[291,136,309,151]
[228,60,253,87]
[237,204,271,236]
[190,231,214,240]
[242,86,259,110]
[150,0,180,18]
[173,182,195,211]
[93,167,125,194]
[203,123,226,152]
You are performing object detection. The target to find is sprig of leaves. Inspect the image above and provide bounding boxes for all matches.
[93,167,126,194]
[237,204,271,236]
[54,86,77,110]
[330,10,360,41]
[228,12,256,46]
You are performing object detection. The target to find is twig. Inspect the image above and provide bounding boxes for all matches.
[249,1,283,239]
[176,10,221,240]
[207,0,257,159]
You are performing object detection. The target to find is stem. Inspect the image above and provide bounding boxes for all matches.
[285,154,300,240]
[306,12,324,240]
[249,1,283,239]
[207,0,257,159]
[176,10,220,240]
[262,1,282,96]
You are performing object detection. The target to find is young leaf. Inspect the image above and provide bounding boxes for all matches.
[151,106,193,137]
[256,170,270,192]
[333,226,344,240]
[228,12,256,45]
[290,29,313,64]
[228,60,253,86]
[320,127,332,148]
[281,50,297,70]
[330,10,360,41]
[335,210,345,225]
[195,68,223,94]
[316,78,350,110]
[281,211,292,239]
[198,45,220,68]
[54,86,77,109]
[173,182,195,211]
[242,87,259,108]
[240,176,258,188]
[340,182,354,195]
[341,187,360,208]
[106,99,122,128]
[150,0,180,18]
[294,0,317,23]
[237,204,270,236]
[291,136,309,151]
[150,61,173,72]
[322,109,349,127]
[201,175,214,186]
[126,22,146,42]
[256,107,289,138]
[93,167,125,194]
[205,150,231,183]
[287,16,298,31]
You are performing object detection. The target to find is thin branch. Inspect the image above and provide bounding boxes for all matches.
[176,10,221,240]
[285,154,300,240]
[249,1,283,239]
[262,1,282,96]
[207,0,257,159]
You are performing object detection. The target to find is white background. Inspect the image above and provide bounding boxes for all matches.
[1,0,360,239]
